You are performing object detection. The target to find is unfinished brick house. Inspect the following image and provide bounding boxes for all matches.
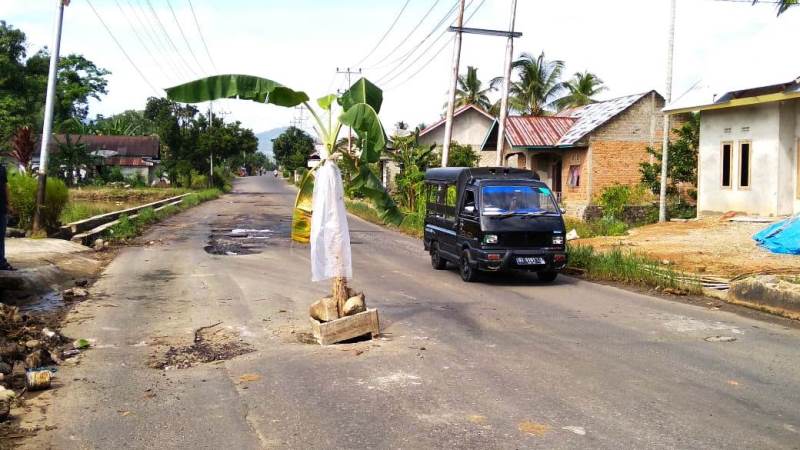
[481,90,676,216]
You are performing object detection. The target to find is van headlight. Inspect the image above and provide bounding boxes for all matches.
[552,235,564,245]
[483,234,498,244]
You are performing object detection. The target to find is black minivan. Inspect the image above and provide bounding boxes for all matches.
[423,167,567,282]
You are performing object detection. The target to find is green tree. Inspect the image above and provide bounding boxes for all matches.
[752,0,797,15]
[389,134,435,211]
[640,113,700,193]
[272,126,314,172]
[557,71,606,110]
[498,51,565,116]
[454,66,493,111]
[92,110,155,136]
[447,141,480,167]
[49,134,93,186]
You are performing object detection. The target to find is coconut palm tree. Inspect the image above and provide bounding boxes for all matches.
[556,71,607,110]
[497,52,566,116]
[455,66,493,111]
[752,0,797,15]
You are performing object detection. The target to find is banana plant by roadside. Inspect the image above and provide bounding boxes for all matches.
[166,74,403,242]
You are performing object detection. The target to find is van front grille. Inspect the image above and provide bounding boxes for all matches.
[499,232,551,248]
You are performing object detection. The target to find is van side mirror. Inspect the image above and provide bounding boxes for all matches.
[560,208,566,214]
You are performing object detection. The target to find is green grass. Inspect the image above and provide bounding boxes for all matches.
[345,199,424,238]
[567,244,701,294]
[564,217,628,238]
[104,189,221,243]
[59,202,119,224]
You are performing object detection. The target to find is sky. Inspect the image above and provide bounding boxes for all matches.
[2,0,799,137]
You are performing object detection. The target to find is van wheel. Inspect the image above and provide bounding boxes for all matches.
[537,271,558,282]
[460,250,479,282]
[430,243,447,270]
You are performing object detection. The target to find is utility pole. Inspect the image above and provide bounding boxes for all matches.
[33,0,69,234]
[336,67,361,153]
[659,0,676,223]
[441,0,466,168]
[208,102,213,185]
[495,0,518,167]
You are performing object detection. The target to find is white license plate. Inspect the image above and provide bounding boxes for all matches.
[516,257,546,265]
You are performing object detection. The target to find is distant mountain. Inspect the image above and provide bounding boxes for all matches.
[255,127,287,158]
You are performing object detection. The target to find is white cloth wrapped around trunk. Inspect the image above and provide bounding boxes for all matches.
[310,160,352,282]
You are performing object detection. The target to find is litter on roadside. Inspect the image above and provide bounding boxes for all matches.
[753,214,800,255]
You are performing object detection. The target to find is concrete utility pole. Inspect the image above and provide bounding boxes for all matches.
[495,0,518,167]
[336,67,361,153]
[33,0,69,234]
[659,0,677,223]
[208,103,213,183]
[441,0,466,168]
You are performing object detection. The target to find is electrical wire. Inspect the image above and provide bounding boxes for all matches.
[166,0,208,75]
[127,0,191,80]
[353,0,413,67]
[85,0,162,95]
[366,0,442,69]
[377,0,476,86]
[384,0,487,91]
[143,0,200,77]
[187,0,218,73]
[113,0,177,84]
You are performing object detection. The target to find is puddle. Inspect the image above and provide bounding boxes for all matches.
[4,290,64,314]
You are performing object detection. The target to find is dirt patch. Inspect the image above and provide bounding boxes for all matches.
[575,217,799,279]
[149,323,253,370]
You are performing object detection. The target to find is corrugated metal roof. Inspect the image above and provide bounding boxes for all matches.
[41,135,160,158]
[556,92,651,145]
[505,116,576,147]
[105,156,154,167]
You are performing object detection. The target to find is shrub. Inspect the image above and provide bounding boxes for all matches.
[563,216,627,238]
[8,173,69,231]
[598,184,630,220]
[190,174,208,189]
[108,166,125,182]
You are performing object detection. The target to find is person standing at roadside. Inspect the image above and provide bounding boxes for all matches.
[0,163,14,271]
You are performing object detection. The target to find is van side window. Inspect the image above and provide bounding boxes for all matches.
[444,185,457,221]
[462,190,476,215]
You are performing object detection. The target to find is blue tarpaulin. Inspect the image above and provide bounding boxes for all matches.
[753,215,800,255]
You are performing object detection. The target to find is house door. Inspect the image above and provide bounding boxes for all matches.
[551,160,562,193]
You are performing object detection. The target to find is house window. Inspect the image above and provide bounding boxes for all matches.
[721,142,733,188]
[739,141,751,189]
[568,165,581,188]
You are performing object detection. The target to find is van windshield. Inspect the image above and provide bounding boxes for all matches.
[481,185,559,216]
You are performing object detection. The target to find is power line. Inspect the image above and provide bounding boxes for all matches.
[187,0,218,73]
[353,0,412,67]
[373,0,465,83]
[86,0,161,95]
[143,0,200,77]
[385,0,486,91]
[127,0,190,80]
[113,0,177,85]
[367,0,442,69]
[379,0,480,86]
[165,0,207,74]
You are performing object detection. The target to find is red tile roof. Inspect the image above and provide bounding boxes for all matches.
[505,116,576,147]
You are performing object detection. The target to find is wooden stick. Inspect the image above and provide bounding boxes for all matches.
[332,277,348,318]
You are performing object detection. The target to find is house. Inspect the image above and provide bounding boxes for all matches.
[664,78,800,217]
[34,135,161,182]
[417,104,496,166]
[480,91,676,215]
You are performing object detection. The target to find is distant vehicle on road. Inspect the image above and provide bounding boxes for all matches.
[423,167,567,282]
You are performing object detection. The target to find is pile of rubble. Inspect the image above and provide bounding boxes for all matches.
[0,303,86,422]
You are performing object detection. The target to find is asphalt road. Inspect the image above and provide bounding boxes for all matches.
[32,175,800,449]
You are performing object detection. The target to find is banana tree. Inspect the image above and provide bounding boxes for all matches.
[166,74,402,313]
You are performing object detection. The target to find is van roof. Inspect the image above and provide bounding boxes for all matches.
[425,167,540,184]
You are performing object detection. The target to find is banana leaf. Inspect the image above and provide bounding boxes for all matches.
[339,103,385,164]
[291,169,315,243]
[339,78,383,113]
[350,165,403,225]
[166,74,308,107]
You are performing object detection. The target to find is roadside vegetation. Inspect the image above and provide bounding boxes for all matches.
[104,189,220,243]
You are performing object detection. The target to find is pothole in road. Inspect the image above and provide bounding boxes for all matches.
[149,323,254,370]
[204,216,293,256]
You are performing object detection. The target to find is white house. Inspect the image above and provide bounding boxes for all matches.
[417,104,496,166]
[665,78,800,217]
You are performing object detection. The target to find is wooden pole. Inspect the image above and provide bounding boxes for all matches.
[332,276,348,318]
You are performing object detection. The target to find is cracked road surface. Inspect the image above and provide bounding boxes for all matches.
[33,176,800,449]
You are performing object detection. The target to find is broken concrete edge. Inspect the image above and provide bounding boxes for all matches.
[309,308,380,346]
[726,276,800,321]
[70,199,186,246]
[60,193,191,238]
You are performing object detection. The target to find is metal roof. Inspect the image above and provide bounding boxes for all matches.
[556,91,653,145]
[505,116,576,147]
[42,135,160,158]
[664,77,800,114]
